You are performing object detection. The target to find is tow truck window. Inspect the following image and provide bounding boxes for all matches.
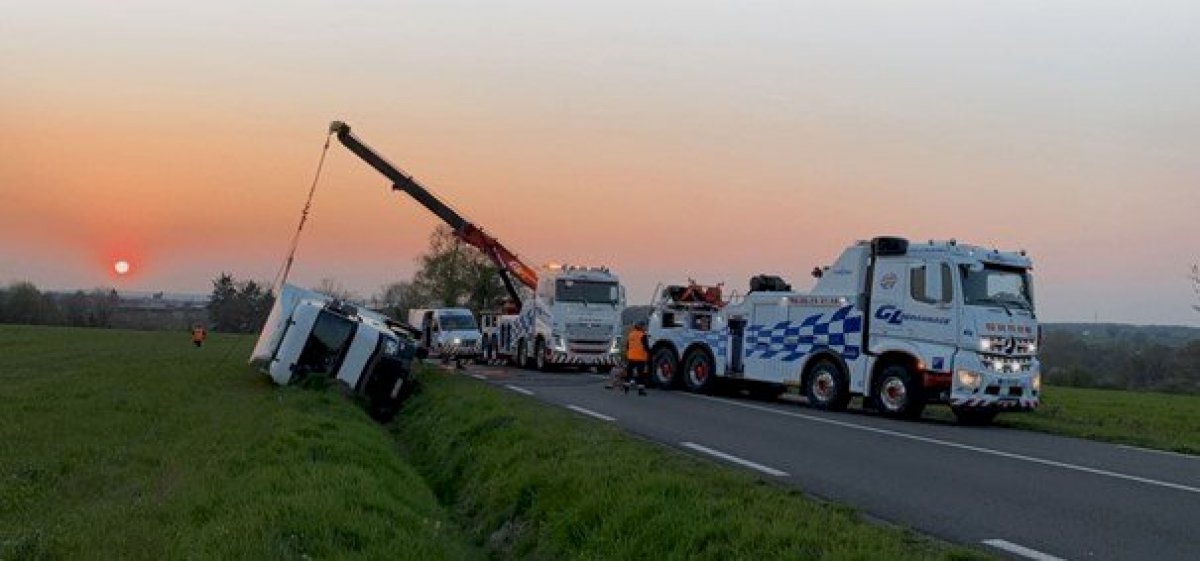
[296,311,355,375]
[961,266,1033,310]
[556,280,619,304]
[910,265,953,304]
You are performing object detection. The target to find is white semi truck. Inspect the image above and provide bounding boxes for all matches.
[647,237,1040,425]
[250,284,422,421]
[330,122,625,372]
[407,308,483,364]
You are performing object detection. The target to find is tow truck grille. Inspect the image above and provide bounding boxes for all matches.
[566,323,613,340]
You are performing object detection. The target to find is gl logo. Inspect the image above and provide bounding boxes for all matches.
[875,305,904,325]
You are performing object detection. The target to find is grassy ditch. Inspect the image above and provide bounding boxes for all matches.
[990,385,1200,455]
[0,325,474,560]
[394,370,986,561]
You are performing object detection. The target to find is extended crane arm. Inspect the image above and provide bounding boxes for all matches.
[329,121,538,305]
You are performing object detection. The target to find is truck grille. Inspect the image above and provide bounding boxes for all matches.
[566,323,613,340]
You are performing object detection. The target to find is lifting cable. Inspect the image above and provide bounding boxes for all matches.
[271,130,335,295]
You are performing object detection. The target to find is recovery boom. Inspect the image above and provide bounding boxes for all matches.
[330,121,537,305]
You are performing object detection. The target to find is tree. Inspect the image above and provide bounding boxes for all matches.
[314,278,358,302]
[1,282,46,325]
[409,225,507,314]
[1191,264,1199,313]
[374,280,419,321]
[207,273,274,332]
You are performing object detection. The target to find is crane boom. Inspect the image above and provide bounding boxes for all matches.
[329,121,538,306]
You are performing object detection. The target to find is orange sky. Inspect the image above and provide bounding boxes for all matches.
[1,1,1197,324]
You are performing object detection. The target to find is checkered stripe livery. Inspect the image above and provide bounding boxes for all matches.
[656,329,728,358]
[745,305,862,362]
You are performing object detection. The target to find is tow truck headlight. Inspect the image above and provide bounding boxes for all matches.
[609,338,621,353]
[552,334,567,351]
[1027,341,1038,354]
[452,337,462,345]
[1032,373,1041,392]
[956,369,982,390]
[979,338,992,352]
[382,337,400,356]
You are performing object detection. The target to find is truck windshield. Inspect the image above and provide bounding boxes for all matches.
[961,265,1033,311]
[296,310,356,375]
[439,313,477,330]
[556,279,619,304]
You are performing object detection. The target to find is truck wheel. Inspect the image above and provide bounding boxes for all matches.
[650,347,680,389]
[516,340,529,369]
[534,338,549,372]
[805,358,850,411]
[953,408,998,426]
[872,363,925,419]
[682,348,716,394]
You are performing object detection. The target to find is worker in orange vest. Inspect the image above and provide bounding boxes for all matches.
[191,324,207,348]
[624,321,650,396]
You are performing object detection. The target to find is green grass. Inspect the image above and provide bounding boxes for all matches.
[990,385,1200,455]
[0,325,474,561]
[393,371,987,561]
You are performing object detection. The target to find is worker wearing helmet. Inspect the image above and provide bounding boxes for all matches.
[624,321,650,396]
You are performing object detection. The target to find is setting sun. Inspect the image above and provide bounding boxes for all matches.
[114,260,130,275]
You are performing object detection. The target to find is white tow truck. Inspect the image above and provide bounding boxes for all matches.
[250,284,422,421]
[479,264,624,371]
[647,237,1041,424]
[408,308,483,364]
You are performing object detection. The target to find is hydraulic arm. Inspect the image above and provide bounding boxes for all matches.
[330,121,537,306]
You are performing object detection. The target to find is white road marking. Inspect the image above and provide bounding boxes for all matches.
[1116,444,1198,460]
[982,539,1067,561]
[684,393,1200,495]
[681,442,789,477]
[504,384,534,396]
[566,405,616,422]
[471,373,488,380]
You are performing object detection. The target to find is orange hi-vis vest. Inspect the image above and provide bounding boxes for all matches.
[626,328,648,362]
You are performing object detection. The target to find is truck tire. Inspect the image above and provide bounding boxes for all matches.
[805,358,851,411]
[534,338,550,372]
[682,348,716,394]
[650,347,680,389]
[516,340,530,369]
[872,363,925,419]
[953,408,998,426]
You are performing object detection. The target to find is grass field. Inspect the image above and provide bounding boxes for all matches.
[394,371,985,561]
[991,385,1200,455]
[0,325,474,560]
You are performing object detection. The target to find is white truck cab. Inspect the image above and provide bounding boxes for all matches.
[647,237,1040,425]
[250,284,420,421]
[407,308,482,364]
[483,264,625,371]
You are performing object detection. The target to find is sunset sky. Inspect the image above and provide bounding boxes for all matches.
[2,1,1197,325]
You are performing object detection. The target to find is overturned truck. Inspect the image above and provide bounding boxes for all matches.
[249,284,422,421]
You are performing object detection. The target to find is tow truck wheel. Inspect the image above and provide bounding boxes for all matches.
[516,340,529,369]
[535,338,549,372]
[872,363,925,419]
[805,358,850,411]
[682,349,716,394]
[650,347,680,389]
[953,408,998,426]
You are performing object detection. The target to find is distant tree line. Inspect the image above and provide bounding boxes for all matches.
[0,282,120,328]
[1041,327,1200,394]
[207,273,274,333]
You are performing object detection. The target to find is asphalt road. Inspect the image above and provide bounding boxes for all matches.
[450,363,1200,561]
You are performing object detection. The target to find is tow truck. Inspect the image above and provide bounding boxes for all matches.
[646,237,1040,424]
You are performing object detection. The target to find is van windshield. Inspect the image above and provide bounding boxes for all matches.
[439,313,477,330]
[961,265,1033,311]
